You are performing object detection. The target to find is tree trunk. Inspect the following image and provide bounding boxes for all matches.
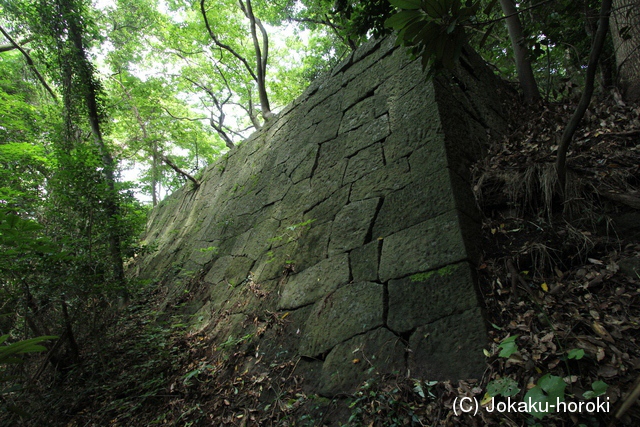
[499,0,542,103]
[63,2,125,285]
[152,141,159,206]
[201,0,272,122]
[241,0,271,119]
[557,0,612,198]
[610,0,640,100]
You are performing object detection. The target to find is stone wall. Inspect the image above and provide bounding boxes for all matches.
[133,37,508,395]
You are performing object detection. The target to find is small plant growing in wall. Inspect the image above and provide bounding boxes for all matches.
[269,219,316,244]
[198,246,218,254]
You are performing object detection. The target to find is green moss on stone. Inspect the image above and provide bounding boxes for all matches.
[410,263,460,283]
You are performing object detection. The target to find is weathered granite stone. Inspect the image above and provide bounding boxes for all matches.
[310,159,348,202]
[378,210,470,282]
[385,74,440,164]
[319,327,405,396]
[349,157,412,202]
[408,307,487,380]
[343,143,385,185]
[387,261,479,333]
[339,96,378,134]
[372,171,455,238]
[240,218,280,260]
[350,240,381,282]
[341,114,390,156]
[204,255,254,287]
[303,185,350,225]
[278,254,350,310]
[279,179,315,218]
[253,241,298,283]
[292,220,330,271]
[299,281,384,357]
[328,198,380,255]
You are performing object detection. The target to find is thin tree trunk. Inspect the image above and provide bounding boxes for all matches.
[499,0,541,103]
[610,0,640,100]
[61,298,79,362]
[65,6,125,284]
[557,0,612,197]
[110,76,161,205]
[241,0,271,118]
[152,141,159,206]
[200,0,272,121]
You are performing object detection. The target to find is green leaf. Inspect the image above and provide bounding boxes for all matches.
[0,336,57,365]
[413,381,425,398]
[524,374,566,419]
[384,9,423,30]
[498,335,519,358]
[403,20,429,43]
[567,348,585,360]
[583,380,608,399]
[0,357,24,365]
[390,0,422,9]
[422,0,447,19]
[487,377,520,397]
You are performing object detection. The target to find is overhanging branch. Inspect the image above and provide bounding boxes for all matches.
[0,26,57,101]
[162,154,200,188]
[200,0,259,82]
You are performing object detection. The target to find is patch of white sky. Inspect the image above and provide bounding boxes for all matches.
[92,0,312,201]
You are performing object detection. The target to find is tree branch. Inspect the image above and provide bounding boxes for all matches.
[473,0,556,26]
[199,0,258,82]
[160,105,207,122]
[182,75,236,149]
[239,0,271,117]
[161,154,200,187]
[209,112,235,149]
[0,36,33,52]
[0,26,57,101]
[556,0,612,197]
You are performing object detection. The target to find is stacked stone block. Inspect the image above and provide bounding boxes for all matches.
[135,36,507,395]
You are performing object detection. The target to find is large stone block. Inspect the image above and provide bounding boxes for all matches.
[299,281,384,357]
[349,157,412,202]
[385,80,440,164]
[378,210,470,282]
[339,96,378,134]
[387,261,479,333]
[239,218,280,260]
[328,198,380,255]
[278,254,350,310]
[319,327,405,396]
[350,240,381,282]
[343,143,385,185]
[372,171,455,238]
[204,255,254,288]
[408,307,487,380]
[304,184,350,225]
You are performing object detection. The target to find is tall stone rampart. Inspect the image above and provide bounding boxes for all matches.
[133,36,508,395]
